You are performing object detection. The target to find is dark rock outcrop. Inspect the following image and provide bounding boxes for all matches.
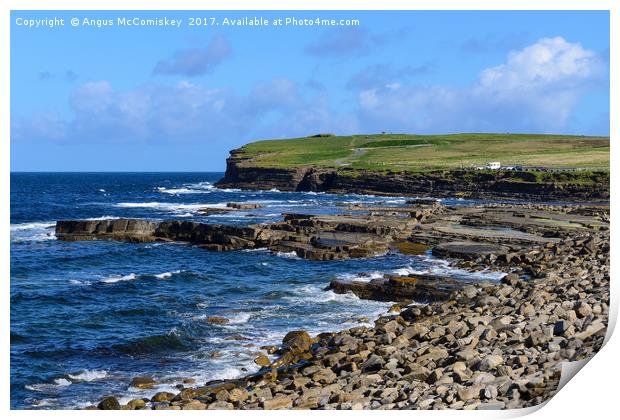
[328,274,466,302]
[55,212,420,261]
[215,150,609,200]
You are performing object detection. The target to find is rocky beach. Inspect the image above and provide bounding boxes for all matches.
[54,197,610,410]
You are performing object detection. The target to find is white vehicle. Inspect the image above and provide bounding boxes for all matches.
[486,161,501,170]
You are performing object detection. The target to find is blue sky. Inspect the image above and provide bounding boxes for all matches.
[10,10,609,171]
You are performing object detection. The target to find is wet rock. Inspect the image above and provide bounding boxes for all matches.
[254,353,271,367]
[130,376,157,389]
[227,202,264,210]
[206,316,230,325]
[152,392,175,403]
[282,330,312,353]
[98,396,121,410]
[395,241,430,255]
[127,399,146,410]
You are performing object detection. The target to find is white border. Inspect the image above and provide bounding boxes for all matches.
[1,1,616,419]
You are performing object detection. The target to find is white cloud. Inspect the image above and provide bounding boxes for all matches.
[357,37,607,133]
[12,78,359,143]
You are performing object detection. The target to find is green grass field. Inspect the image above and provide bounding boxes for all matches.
[235,133,610,171]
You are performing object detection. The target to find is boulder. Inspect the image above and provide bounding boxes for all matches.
[282,330,312,353]
[98,396,121,410]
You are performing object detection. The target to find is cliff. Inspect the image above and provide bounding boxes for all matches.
[215,148,609,200]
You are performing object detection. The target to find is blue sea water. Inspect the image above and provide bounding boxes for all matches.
[10,172,504,409]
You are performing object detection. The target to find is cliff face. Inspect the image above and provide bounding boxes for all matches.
[215,149,609,200]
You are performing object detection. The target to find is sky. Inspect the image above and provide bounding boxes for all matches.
[10,10,610,171]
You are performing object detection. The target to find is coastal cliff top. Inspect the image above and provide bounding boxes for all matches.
[232,133,610,172]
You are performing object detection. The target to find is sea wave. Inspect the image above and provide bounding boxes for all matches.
[114,201,227,215]
[67,370,108,382]
[155,181,241,195]
[99,273,137,284]
[25,378,72,393]
[85,215,121,221]
[274,251,301,260]
[397,255,506,281]
[10,221,56,242]
[336,271,385,283]
[154,270,181,279]
[112,330,192,355]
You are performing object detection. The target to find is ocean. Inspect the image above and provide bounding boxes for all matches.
[10,172,504,409]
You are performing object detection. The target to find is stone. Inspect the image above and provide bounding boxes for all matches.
[381,320,401,334]
[254,387,273,401]
[282,330,313,353]
[263,396,293,410]
[481,385,498,400]
[458,387,480,401]
[402,324,429,340]
[456,348,478,362]
[479,355,503,371]
[130,376,157,389]
[126,399,146,410]
[254,353,271,367]
[554,320,571,336]
[313,368,337,384]
[207,401,234,410]
[152,392,175,403]
[575,302,593,318]
[206,316,230,325]
[360,354,384,372]
[216,389,230,401]
[182,400,207,410]
[153,404,179,410]
[228,388,249,403]
[98,397,121,410]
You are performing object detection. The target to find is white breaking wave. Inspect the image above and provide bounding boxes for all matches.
[67,370,108,382]
[114,201,227,215]
[157,187,196,195]
[226,312,251,324]
[397,255,506,281]
[25,378,72,392]
[86,216,121,221]
[275,251,301,260]
[100,273,137,284]
[10,221,55,231]
[155,270,181,279]
[336,271,385,283]
[10,221,56,242]
[156,181,240,195]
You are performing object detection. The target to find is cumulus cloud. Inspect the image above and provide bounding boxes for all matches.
[153,35,231,76]
[356,37,607,133]
[11,77,358,144]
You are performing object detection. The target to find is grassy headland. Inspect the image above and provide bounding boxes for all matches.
[234,133,610,172]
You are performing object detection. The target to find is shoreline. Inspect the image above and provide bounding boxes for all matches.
[59,199,609,410]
